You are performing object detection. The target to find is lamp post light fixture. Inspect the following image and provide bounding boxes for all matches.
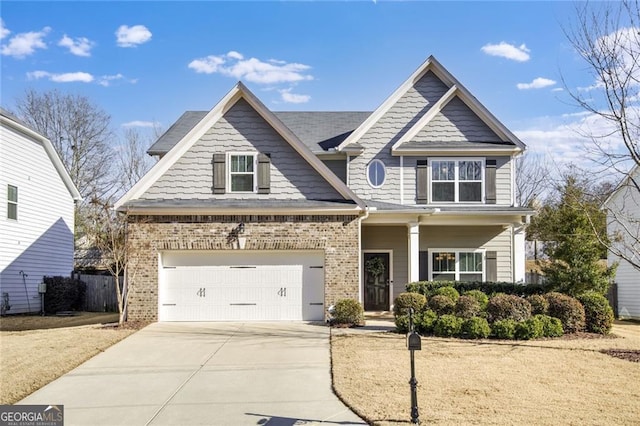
[406,307,421,424]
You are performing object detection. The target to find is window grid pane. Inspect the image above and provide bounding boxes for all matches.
[459,252,482,272]
[432,161,455,181]
[459,161,481,181]
[431,251,483,281]
[8,185,18,202]
[432,252,456,273]
[229,155,255,192]
[430,160,483,203]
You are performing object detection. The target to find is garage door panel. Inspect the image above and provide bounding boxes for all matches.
[159,251,324,321]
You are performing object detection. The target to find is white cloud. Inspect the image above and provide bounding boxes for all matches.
[27,70,94,83]
[517,77,557,90]
[1,26,50,59]
[0,19,10,40]
[58,35,94,57]
[122,120,159,128]
[98,73,124,87]
[481,42,530,62]
[116,24,152,47]
[279,88,310,104]
[188,51,313,84]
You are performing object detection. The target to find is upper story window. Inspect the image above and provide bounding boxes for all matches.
[228,153,256,193]
[7,185,17,220]
[367,159,386,188]
[430,159,483,203]
[430,250,484,282]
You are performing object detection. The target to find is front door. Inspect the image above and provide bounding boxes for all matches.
[364,252,390,311]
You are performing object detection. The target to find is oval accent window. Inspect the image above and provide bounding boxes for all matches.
[367,159,386,188]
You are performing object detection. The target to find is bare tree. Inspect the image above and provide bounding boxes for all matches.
[565,0,640,271]
[116,127,157,194]
[515,152,550,208]
[14,89,116,200]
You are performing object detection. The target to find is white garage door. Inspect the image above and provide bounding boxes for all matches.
[159,251,325,321]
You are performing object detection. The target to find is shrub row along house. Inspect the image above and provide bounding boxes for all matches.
[115,56,534,322]
[0,108,81,314]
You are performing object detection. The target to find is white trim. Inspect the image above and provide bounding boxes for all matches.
[427,248,486,281]
[362,249,394,311]
[366,159,386,188]
[391,147,521,157]
[391,84,459,151]
[337,55,526,153]
[428,157,485,204]
[226,152,257,193]
[115,82,366,211]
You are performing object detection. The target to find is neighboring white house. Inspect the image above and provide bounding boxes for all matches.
[605,165,640,320]
[0,108,81,315]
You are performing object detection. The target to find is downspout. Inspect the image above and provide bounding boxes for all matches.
[357,207,371,304]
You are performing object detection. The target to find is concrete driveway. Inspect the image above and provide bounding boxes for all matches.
[20,322,366,425]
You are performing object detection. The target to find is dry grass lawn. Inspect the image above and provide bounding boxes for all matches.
[0,324,137,404]
[332,322,640,425]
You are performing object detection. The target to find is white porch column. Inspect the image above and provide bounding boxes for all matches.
[513,225,526,283]
[408,222,420,283]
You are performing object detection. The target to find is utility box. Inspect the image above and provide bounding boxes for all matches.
[407,331,422,351]
[38,283,47,294]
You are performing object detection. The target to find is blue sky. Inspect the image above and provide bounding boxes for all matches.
[0,1,616,166]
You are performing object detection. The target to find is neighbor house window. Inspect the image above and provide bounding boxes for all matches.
[367,159,386,188]
[228,154,256,192]
[430,250,484,282]
[7,185,17,220]
[430,159,483,202]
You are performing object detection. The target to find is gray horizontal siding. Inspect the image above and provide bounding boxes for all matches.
[142,99,343,201]
[420,225,512,281]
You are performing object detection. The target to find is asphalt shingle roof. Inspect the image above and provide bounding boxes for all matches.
[147,110,371,156]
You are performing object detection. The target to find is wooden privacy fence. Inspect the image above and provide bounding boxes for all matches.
[74,273,121,312]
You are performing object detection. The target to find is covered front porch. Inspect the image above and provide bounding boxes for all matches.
[360,208,530,311]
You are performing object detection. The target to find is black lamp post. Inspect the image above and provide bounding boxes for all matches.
[406,307,421,424]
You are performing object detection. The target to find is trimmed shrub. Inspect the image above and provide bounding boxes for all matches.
[415,310,438,335]
[332,299,364,327]
[527,294,549,315]
[393,292,427,317]
[463,289,489,311]
[492,319,517,339]
[428,295,456,316]
[433,314,463,337]
[515,317,544,340]
[455,295,482,319]
[395,314,410,333]
[406,280,549,298]
[434,286,460,302]
[43,276,87,314]
[462,317,491,339]
[535,314,564,337]
[578,292,614,335]
[487,294,532,323]
[545,292,585,333]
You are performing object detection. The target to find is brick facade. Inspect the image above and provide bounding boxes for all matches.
[126,214,361,321]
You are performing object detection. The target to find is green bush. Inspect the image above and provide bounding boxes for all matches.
[463,289,489,311]
[415,310,438,335]
[545,292,585,333]
[395,314,410,333]
[515,317,544,340]
[433,314,463,337]
[428,295,456,315]
[43,276,87,314]
[455,295,482,319]
[461,317,491,339]
[331,299,364,327]
[578,292,614,334]
[492,319,517,339]
[535,314,564,337]
[406,280,549,298]
[487,294,531,323]
[434,286,460,302]
[393,292,427,317]
[527,294,549,315]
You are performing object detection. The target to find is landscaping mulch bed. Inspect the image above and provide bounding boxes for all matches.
[601,349,640,362]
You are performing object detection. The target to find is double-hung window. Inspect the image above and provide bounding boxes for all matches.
[228,154,256,193]
[7,185,17,220]
[429,250,484,282]
[430,159,483,203]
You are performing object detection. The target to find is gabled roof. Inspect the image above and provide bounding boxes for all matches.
[115,82,365,211]
[337,55,526,153]
[147,110,371,156]
[0,108,82,202]
[603,164,640,208]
